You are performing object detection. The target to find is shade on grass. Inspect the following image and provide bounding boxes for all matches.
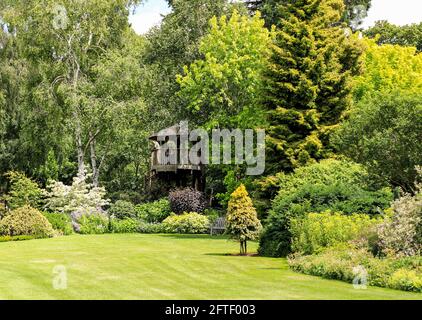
[0,234,420,300]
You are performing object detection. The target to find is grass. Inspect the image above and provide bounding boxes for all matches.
[0,234,420,300]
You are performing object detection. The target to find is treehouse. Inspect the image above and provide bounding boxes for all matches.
[149,124,205,192]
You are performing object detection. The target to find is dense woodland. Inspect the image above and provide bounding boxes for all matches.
[0,0,421,293]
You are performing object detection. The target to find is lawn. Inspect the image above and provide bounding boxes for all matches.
[0,234,420,300]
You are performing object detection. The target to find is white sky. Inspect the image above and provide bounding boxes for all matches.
[129,0,422,35]
[361,0,422,28]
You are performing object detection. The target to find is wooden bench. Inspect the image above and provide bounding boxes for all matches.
[210,217,226,235]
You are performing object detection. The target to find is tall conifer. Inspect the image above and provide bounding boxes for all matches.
[263,0,362,173]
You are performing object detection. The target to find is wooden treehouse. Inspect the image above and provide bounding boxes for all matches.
[148,124,205,192]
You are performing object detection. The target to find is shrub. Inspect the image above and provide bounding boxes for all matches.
[138,221,164,234]
[389,269,422,292]
[168,188,207,214]
[162,212,210,234]
[135,198,171,223]
[258,160,393,257]
[110,218,139,233]
[109,200,136,220]
[0,235,36,242]
[290,211,382,255]
[43,212,73,236]
[44,174,109,216]
[78,214,109,235]
[288,246,422,293]
[0,206,54,238]
[378,186,422,257]
[255,159,371,214]
[226,184,262,255]
[2,171,43,210]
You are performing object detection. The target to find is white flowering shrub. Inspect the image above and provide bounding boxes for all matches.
[378,170,422,257]
[44,174,110,231]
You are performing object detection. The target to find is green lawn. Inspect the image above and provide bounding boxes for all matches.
[0,234,420,300]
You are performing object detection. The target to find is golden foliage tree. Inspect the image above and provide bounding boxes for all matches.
[226,184,262,255]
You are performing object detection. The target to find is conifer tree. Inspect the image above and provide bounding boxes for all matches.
[226,184,262,255]
[263,0,362,174]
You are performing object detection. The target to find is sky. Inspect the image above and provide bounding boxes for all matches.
[129,0,422,35]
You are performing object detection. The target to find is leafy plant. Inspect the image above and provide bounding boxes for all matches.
[110,218,139,234]
[44,174,110,231]
[288,246,422,293]
[162,212,210,234]
[290,211,382,255]
[258,160,392,257]
[378,182,422,257]
[335,92,422,193]
[135,198,171,223]
[0,206,54,238]
[138,221,164,234]
[78,214,109,235]
[168,188,207,214]
[42,212,73,236]
[2,171,43,210]
[226,184,262,255]
[0,235,36,242]
[109,200,136,220]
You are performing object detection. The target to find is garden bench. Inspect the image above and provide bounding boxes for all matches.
[210,217,226,235]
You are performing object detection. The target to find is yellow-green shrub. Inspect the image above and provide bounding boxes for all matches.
[0,206,54,238]
[226,184,262,255]
[162,212,209,234]
[288,246,422,293]
[290,211,382,255]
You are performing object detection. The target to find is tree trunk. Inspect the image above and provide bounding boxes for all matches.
[75,114,85,178]
[72,60,85,178]
[89,131,99,187]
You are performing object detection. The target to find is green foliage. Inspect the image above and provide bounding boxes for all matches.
[334,92,422,192]
[258,160,393,257]
[177,10,273,128]
[226,184,262,254]
[247,0,371,30]
[42,212,73,236]
[110,218,139,234]
[37,150,59,183]
[2,171,43,210]
[290,211,381,255]
[135,198,171,223]
[352,39,422,101]
[365,20,422,52]
[204,208,224,225]
[288,246,422,293]
[215,167,255,209]
[143,0,238,126]
[162,212,210,234]
[0,206,54,238]
[78,214,109,235]
[138,221,164,234]
[378,184,422,257]
[168,188,207,215]
[0,235,36,242]
[263,0,363,173]
[109,200,137,220]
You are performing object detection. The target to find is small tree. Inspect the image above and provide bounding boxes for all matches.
[226,184,262,255]
[2,171,43,210]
